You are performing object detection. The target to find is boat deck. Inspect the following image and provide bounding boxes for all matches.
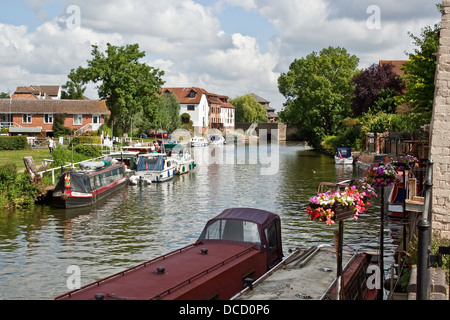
[232,245,355,300]
[54,241,261,300]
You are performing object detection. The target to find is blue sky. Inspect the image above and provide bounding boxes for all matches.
[0,0,442,110]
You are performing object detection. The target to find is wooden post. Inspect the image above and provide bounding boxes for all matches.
[23,156,45,197]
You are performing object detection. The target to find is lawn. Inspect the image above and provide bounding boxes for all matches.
[0,148,51,171]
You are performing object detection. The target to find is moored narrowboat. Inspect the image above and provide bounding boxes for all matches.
[231,245,378,300]
[53,207,283,300]
[52,162,128,209]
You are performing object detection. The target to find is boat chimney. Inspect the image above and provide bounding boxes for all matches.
[157,267,165,274]
[94,293,105,300]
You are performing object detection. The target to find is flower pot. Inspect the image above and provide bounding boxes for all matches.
[333,204,355,221]
[306,203,355,223]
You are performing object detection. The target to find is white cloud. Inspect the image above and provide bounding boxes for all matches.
[0,0,443,110]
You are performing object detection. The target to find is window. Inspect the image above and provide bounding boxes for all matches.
[201,219,261,244]
[44,114,53,124]
[22,114,32,124]
[92,115,101,124]
[187,105,195,111]
[73,114,82,126]
[189,90,196,98]
[264,223,278,253]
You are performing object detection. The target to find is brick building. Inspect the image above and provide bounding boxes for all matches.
[0,99,109,137]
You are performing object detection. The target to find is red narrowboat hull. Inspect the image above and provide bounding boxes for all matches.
[52,164,128,209]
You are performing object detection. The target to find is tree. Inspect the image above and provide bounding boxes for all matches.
[155,92,181,133]
[230,94,268,123]
[351,63,404,116]
[396,23,440,121]
[278,46,359,148]
[53,114,72,137]
[62,43,165,135]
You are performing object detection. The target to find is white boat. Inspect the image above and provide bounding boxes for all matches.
[163,142,196,175]
[190,136,208,147]
[131,153,177,183]
[209,134,226,145]
[334,147,353,165]
[108,151,139,173]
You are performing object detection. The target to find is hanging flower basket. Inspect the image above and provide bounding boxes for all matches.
[348,179,378,202]
[364,163,398,188]
[305,188,370,225]
[389,154,419,171]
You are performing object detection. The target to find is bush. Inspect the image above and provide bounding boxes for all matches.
[321,136,338,155]
[0,136,28,150]
[321,127,364,155]
[72,136,102,145]
[74,144,102,158]
[0,162,40,208]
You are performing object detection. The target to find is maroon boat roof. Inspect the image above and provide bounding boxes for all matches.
[210,207,280,229]
[54,242,259,300]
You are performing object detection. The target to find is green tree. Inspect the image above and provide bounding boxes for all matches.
[396,23,440,122]
[62,43,165,136]
[52,113,72,137]
[155,92,181,134]
[230,94,268,123]
[278,46,359,148]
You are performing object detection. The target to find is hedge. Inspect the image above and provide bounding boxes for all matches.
[0,136,28,150]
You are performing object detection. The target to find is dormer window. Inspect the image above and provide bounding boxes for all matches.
[189,90,196,98]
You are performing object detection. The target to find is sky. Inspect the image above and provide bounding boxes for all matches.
[0,0,442,111]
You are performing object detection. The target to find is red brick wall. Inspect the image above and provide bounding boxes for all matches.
[11,113,104,132]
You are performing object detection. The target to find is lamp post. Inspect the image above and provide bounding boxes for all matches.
[9,97,12,129]
[379,186,385,300]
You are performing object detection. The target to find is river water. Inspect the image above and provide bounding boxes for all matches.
[0,142,401,300]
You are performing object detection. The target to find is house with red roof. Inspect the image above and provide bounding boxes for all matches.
[0,99,109,137]
[162,87,235,133]
[11,85,62,100]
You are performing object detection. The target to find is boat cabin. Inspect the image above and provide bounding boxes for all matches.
[53,208,283,300]
[197,207,283,270]
[335,147,352,159]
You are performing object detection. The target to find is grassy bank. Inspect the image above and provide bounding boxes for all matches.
[0,148,51,171]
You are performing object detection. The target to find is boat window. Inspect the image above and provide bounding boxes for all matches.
[264,223,278,253]
[201,219,261,244]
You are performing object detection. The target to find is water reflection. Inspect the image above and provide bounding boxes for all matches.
[0,142,397,299]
